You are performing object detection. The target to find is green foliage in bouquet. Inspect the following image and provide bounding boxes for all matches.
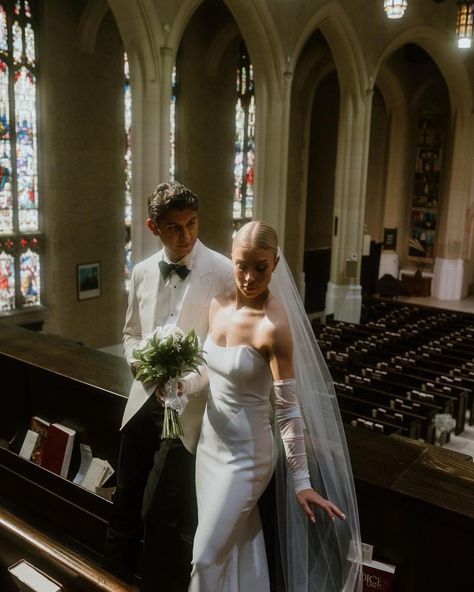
[132,327,204,386]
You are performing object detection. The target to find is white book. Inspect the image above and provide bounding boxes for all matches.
[19,430,39,460]
[81,458,114,492]
[8,560,62,592]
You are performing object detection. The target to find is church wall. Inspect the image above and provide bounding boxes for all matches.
[40,1,125,348]
[305,71,339,253]
[175,0,237,257]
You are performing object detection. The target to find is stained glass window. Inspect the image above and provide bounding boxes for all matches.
[233,41,255,234]
[19,236,39,305]
[169,65,177,180]
[124,52,132,291]
[0,238,14,310]
[0,0,41,312]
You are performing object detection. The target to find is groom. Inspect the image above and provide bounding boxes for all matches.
[103,181,233,591]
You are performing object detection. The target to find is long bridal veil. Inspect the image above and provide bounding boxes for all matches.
[270,249,362,592]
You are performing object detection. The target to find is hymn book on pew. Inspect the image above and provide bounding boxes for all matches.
[360,542,396,592]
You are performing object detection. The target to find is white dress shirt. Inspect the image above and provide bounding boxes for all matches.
[155,244,196,328]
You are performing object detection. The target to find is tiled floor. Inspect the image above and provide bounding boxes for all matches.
[445,420,474,460]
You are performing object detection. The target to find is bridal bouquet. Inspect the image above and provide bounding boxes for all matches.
[132,325,204,439]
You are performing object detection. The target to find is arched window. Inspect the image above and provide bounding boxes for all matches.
[0,0,41,312]
[233,41,255,234]
[124,52,132,291]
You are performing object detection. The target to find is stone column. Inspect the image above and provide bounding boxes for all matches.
[325,89,373,322]
[378,88,411,280]
[254,72,291,250]
[431,110,473,299]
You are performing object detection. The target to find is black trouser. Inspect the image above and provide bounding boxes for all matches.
[103,396,196,591]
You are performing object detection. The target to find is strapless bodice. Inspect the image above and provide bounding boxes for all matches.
[204,335,273,409]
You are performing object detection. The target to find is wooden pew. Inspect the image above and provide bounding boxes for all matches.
[2,321,474,592]
[0,507,133,592]
[348,364,466,434]
[0,321,131,583]
[334,381,434,442]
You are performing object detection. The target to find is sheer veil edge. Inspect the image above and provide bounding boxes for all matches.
[270,248,363,592]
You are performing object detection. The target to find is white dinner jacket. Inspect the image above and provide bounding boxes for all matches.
[121,239,233,453]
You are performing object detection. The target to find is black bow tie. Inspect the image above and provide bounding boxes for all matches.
[159,260,190,281]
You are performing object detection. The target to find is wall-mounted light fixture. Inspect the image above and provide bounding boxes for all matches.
[384,0,408,19]
[456,0,474,48]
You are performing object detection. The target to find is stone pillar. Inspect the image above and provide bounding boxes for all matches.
[378,75,411,267]
[254,73,290,250]
[431,110,473,299]
[325,90,373,322]
[107,0,165,264]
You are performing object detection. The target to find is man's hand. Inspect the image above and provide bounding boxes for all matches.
[130,361,140,377]
[296,488,346,524]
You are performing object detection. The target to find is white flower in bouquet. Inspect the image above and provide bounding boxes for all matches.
[132,325,204,439]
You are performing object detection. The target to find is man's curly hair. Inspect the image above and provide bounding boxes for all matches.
[147,181,199,223]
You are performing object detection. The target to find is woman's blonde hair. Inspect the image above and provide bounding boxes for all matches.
[232,221,278,256]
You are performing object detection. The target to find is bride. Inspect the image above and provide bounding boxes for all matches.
[181,221,362,592]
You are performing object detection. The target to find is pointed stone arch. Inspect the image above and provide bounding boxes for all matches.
[167,0,289,240]
[291,1,368,105]
[82,0,166,260]
[77,0,109,55]
[78,0,164,83]
[375,27,472,118]
[289,2,371,321]
[169,0,283,98]
[374,63,411,264]
[375,28,473,299]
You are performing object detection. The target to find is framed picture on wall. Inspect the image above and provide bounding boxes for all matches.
[77,262,101,301]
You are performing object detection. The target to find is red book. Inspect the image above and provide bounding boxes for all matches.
[41,423,76,478]
[363,559,396,592]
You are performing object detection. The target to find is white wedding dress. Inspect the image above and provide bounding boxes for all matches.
[185,252,363,592]
[188,335,276,592]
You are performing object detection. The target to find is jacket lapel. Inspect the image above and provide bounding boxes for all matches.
[142,251,162,335]
[176,240,213,337]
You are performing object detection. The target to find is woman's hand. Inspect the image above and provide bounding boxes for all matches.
[296,488,346,524]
